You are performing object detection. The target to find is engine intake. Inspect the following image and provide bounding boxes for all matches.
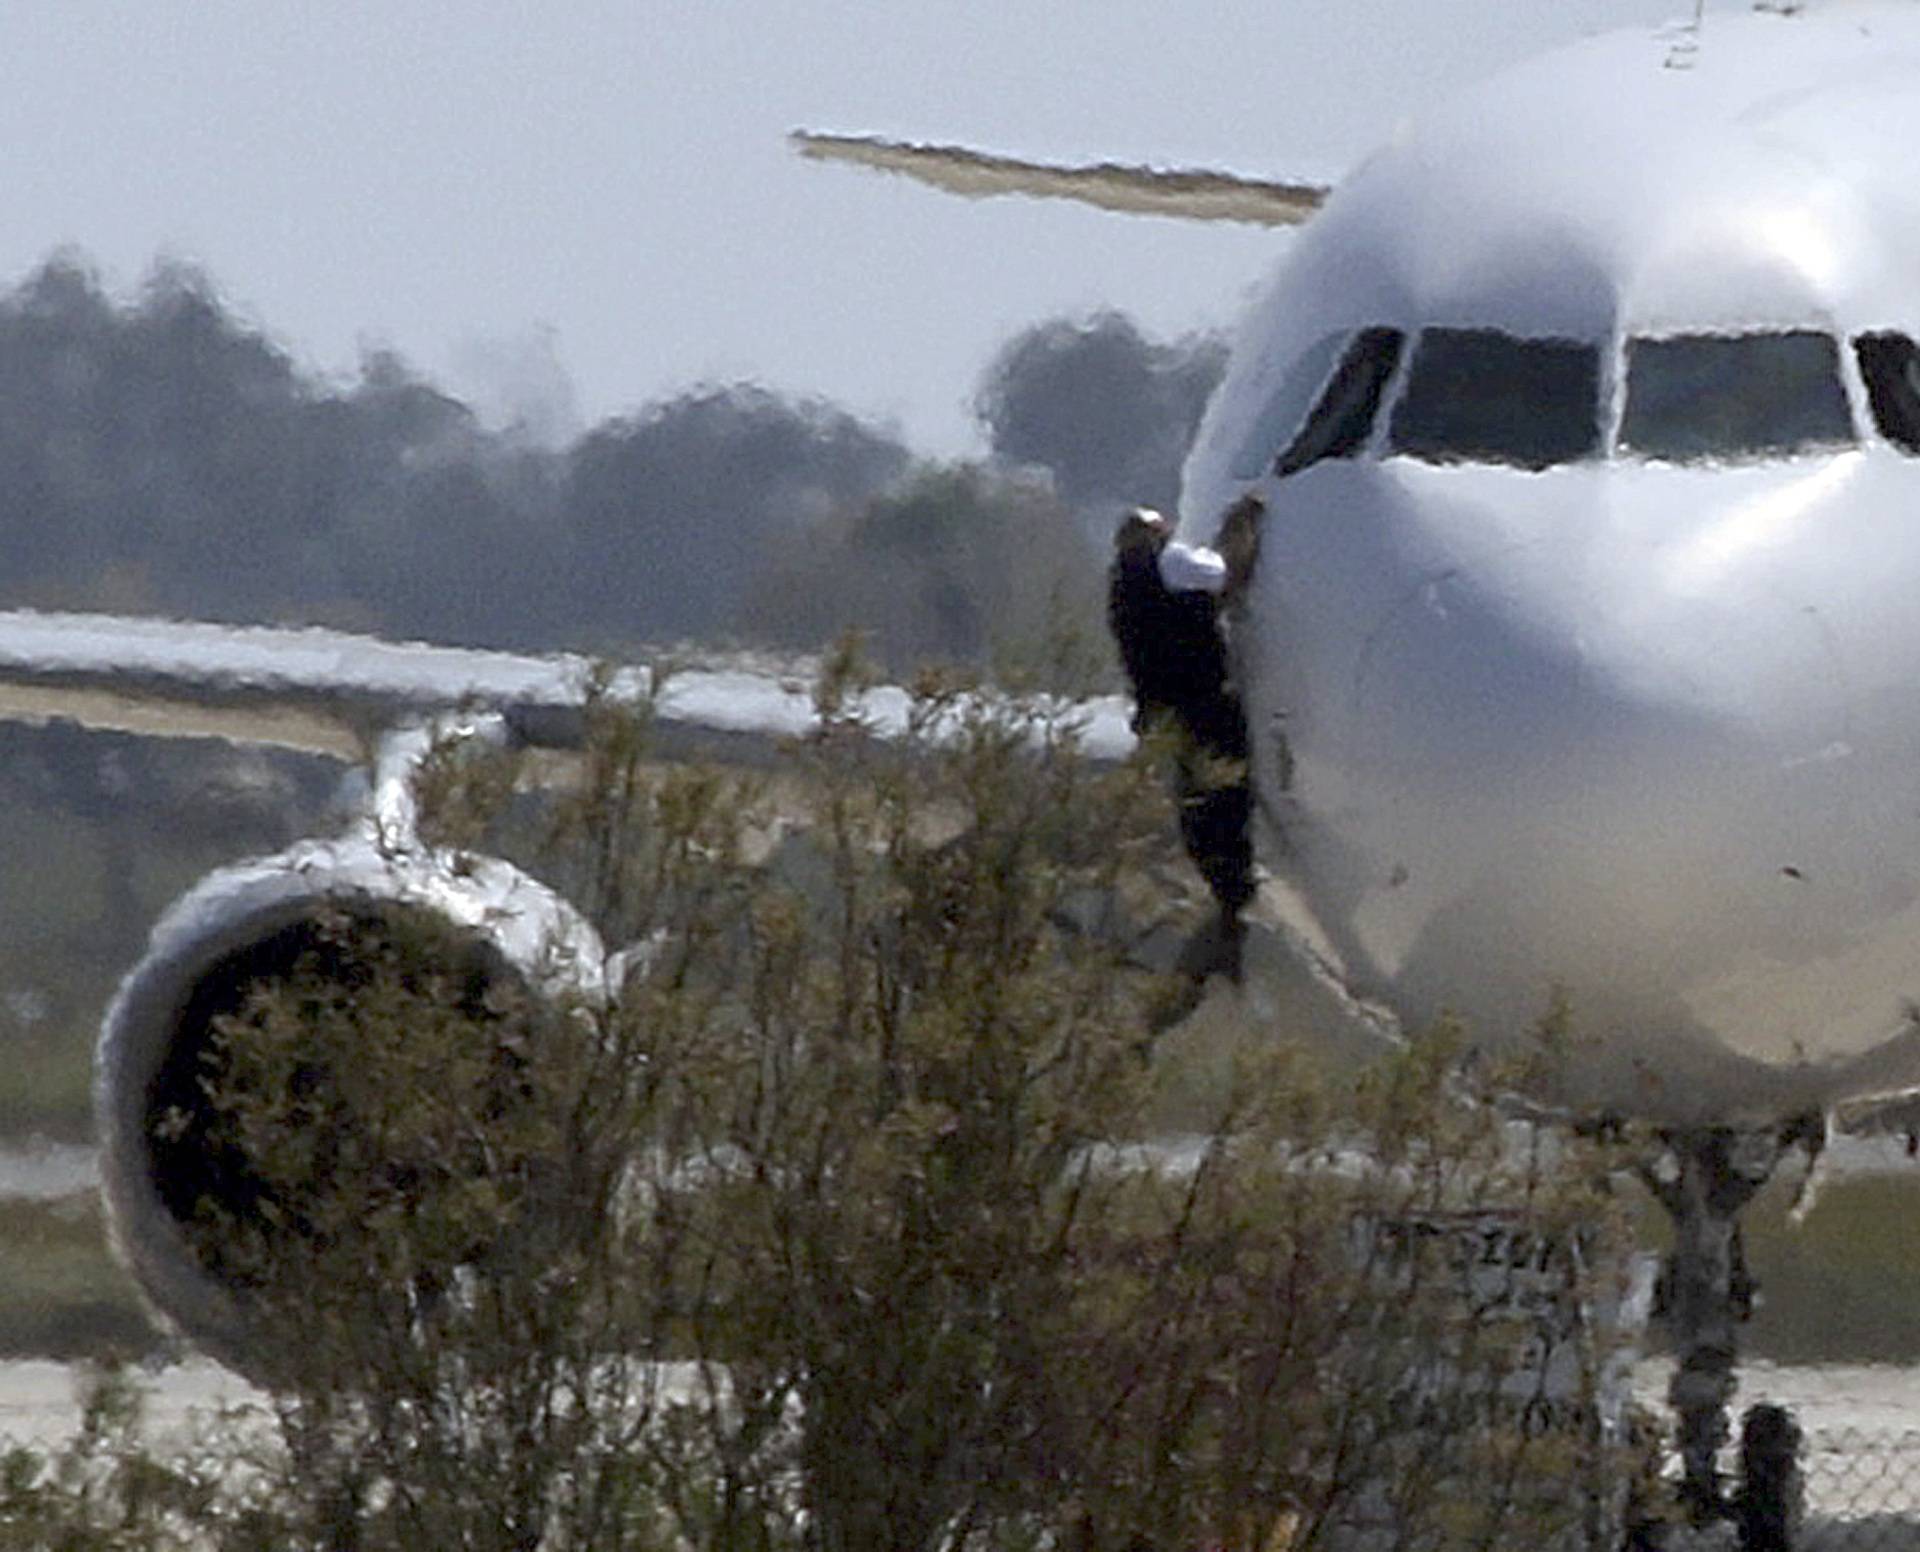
[95,835,603,1378]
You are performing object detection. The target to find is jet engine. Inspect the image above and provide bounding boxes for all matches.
[95,825,605,1378]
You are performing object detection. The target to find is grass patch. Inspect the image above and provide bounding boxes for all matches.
[1740,1171,1920,1365]
[0,1029,96,1143]
[0,1196,161,1361]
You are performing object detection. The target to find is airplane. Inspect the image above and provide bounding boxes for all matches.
[803,0,1920,1131]
[796,0,1920,1516]
[0,0,1909,1517]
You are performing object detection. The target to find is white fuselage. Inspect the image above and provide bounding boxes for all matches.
[1181,4,1920,1123]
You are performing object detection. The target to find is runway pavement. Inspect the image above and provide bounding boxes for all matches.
[0,1357,262,1453]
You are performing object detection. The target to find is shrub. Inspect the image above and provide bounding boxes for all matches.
[21,652,1644,1551]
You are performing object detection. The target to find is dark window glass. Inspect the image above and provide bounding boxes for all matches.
[1229,331,1345,479]
[1389,328,1600,470]
[1855,332,1920,456]
[1621,332,1853,462]
[1275,327,1405,477]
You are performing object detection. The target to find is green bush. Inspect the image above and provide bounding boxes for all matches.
[11,655,1645,1551]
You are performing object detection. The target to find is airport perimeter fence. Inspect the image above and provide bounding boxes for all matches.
[1790,1428,1920,1550]
[1653,1426,1920,1550]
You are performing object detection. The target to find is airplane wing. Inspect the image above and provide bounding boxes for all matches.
[0,608,1136,764]
[792,131,1328,227]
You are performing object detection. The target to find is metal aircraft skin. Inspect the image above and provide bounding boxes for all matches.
[1177,2,1920,1125]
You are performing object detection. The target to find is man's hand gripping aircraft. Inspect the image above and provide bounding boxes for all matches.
[6,0,1919,1519]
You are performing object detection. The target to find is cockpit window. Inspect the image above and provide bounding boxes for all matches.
[1229,331,1345,480]
[1388,328,1600,470]
[1620,332,1853,463]
[1855,332,1920,456]
[1274,326,1405,477]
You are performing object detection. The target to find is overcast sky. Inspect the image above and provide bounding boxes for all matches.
[0,1,1754,454]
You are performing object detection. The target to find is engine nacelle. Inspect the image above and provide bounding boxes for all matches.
[95,835,604,1377]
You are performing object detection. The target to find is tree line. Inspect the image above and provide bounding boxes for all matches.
[0,254,1223,673]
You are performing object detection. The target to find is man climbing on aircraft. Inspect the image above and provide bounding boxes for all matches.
[1107,501,1260,978]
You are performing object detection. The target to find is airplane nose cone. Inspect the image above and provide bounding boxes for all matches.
[1246,456,1920,1123]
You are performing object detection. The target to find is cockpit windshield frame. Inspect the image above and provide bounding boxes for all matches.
[1248,323,1889,478]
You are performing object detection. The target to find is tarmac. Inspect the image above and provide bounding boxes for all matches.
[0,1357,263,1453]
